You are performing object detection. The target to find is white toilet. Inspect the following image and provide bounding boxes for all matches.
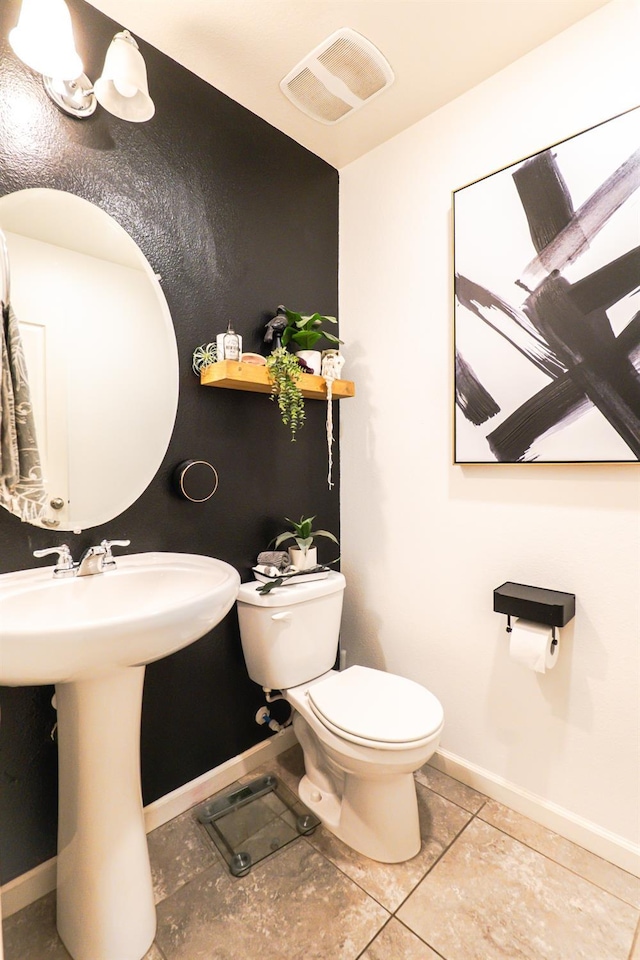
[237,571,444,863]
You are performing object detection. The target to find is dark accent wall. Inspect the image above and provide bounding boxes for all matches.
[0,0,339,884]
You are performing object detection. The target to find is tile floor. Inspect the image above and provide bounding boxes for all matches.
[4,745,640,960]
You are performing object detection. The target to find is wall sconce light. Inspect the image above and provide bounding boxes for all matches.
[9,0,155,122]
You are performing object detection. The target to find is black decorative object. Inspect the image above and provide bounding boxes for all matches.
[263,306,288,353]
[493,582,576,627]
[454,106,640,463]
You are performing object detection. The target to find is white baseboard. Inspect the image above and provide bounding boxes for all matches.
[430,747,640,878]
[0,857,57,921]
[1,727,297,919]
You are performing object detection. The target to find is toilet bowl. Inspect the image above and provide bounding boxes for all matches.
[237,573,445,863]
[286,666,443,861]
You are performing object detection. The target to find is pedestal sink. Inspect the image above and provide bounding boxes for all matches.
[0,552,240,960]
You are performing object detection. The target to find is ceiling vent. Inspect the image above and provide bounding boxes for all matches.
[280,28,394,125]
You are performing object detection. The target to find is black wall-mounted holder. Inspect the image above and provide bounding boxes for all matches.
[493,581,576,648]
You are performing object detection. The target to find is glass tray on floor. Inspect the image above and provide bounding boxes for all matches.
[196,773,319,877]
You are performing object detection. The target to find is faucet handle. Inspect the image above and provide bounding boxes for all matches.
[33,544,76,578]
[100,539,131,568]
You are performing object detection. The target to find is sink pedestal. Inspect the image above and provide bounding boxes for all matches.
[0,552,241,960]
[55,667,156,960]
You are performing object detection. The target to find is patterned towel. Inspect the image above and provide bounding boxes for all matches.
[0,302,48,523]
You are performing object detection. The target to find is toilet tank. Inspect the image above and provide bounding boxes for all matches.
[237,572,345,690]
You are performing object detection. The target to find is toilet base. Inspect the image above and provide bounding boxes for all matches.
[298,769,421,863]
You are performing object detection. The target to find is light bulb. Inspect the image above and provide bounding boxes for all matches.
[114,79,138,99]
[9,0,83,81]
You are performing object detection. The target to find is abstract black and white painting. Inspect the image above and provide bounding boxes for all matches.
[453,107,640,463]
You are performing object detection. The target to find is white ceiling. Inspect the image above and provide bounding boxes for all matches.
[86,0,611,168]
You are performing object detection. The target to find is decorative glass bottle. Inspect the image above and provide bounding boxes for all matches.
[216,322,242,360]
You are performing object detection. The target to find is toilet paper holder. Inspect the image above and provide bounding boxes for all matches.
[493,582,576,648]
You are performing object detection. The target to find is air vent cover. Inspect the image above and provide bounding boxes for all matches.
[280,28,394,125]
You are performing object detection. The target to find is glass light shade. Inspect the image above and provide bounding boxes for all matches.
[9,0,83,81]
[94,31,155,122]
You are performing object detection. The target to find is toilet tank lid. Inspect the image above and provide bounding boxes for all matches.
[237,571,346,607]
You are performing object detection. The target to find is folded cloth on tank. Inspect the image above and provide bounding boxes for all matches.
[257,551,290,571]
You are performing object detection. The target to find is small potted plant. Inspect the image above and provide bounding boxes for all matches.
[272,515,339,570]
[280,305,342,375]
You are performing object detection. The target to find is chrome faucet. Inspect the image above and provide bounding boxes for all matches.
[33,544,76,579]
[100,539,131,571]
[76,544,108,577]
[77,539,131,577]
[34,539,131,578]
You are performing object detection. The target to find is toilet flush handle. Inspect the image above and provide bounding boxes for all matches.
[271,611,292,621]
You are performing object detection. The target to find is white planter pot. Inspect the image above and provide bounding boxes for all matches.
[288,546,317,570]
[295,350,322,375]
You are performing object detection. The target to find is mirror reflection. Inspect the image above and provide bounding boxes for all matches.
[0,188,179,531]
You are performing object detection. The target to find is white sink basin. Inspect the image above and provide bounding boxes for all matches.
[0,550,240,960]
[0,552,240,685]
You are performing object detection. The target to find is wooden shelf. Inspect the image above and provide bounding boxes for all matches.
[200,360,355,400]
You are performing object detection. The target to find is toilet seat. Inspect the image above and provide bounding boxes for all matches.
[306,665,444,750]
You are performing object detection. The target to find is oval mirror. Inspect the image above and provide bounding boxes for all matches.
[0,188,179,531]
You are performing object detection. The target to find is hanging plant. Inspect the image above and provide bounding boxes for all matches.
[265,347,305,441]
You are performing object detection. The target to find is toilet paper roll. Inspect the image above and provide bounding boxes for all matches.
[509,618,558,673]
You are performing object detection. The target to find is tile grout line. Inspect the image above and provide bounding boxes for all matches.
[151,821,226,909]
[393,801,638,960]
[151,941,169,960]
[353,915,395,960]
[394,915,450,960]
[627,914,640,960]
[296,834,394,918]
[474,813,640,912]
[308,793,639,960]
[391,811,483,916]
[417,786,489,819]
[424,771,640,902]
[422,768,640,908]
[299,781,487,919]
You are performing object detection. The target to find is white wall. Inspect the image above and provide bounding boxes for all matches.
[339,0,640,861]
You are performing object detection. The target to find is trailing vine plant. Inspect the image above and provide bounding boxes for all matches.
[265,347,305,441]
